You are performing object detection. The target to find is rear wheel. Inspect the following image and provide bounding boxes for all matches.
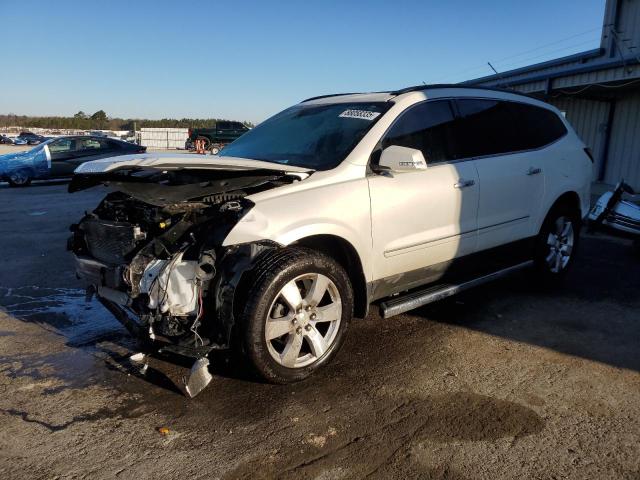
[8,169,32,187]
[210,145,220,155]
[238,248,353,383]
[533,205,580,283]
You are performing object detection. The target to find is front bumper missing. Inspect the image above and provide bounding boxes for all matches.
[100,296,215,398]
[75,255,217,398]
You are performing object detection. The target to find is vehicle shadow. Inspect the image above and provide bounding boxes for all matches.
[410,232,640,372]
[0,179,69,189]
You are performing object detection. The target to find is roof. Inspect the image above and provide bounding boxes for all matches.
[301,84,536,104]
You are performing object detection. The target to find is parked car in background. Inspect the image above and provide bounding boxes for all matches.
[17,132,48,145]
[0,135,145,186]
[0,134,14,144]
[28,136,49,145]
[68,85,592,396]
[185,121,249,154]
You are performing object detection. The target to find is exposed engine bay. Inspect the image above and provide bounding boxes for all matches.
[68,166,304,393]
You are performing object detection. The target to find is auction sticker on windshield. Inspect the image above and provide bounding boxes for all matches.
[339,109,381,121]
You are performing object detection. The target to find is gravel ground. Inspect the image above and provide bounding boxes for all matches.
[0,181,638,480]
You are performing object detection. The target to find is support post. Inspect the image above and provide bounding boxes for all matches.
[599,99,616,182]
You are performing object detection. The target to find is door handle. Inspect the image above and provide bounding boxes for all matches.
[454,179,475,189]
[527,167,542,175]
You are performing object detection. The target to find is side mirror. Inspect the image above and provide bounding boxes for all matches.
[377,145,427,173]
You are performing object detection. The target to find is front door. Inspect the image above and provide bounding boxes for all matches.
[48,138,79,177]
[368,100,479,296]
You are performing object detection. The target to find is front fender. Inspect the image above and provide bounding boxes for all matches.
[0,147,49,179]
[222,178,373,282]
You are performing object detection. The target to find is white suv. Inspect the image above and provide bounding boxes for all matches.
[69,85,592,394]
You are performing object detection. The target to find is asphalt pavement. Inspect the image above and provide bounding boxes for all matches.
[0,179,639,480]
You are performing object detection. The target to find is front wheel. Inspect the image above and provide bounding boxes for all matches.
[238,248,353,383]
[8,169,32,187]
[533,205,580,283]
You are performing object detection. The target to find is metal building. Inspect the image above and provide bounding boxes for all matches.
[464,0,640,188]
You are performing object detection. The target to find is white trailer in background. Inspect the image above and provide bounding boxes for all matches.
[139,128,188,150]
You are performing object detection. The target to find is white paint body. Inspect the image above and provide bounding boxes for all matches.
[224,88,592,285]
[77,87,592,299]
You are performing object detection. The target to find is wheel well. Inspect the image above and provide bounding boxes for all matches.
[550,191,581,217]
[292,235,369,318]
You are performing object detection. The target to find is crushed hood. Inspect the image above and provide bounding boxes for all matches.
[68,153,312,201]
[74,153,313,175]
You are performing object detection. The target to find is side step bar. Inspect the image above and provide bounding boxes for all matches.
[380,260,533,318]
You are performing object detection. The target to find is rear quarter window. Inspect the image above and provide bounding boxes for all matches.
[506,102,567,149]
[452,98,568,159]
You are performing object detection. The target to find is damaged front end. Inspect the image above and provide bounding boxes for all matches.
[68,165,301,396]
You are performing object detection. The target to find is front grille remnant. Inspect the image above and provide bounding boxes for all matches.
[81,219,140,264]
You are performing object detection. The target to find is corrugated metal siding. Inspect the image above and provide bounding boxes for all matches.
[475,57,591,87]
[549,97,611,180]
[512,81,547,93]
[604,91,640,187]
[477,61,640,90]
[552,64,640,89]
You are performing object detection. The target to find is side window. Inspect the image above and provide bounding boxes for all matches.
[382,100,457,163]
[107,140,122,150]
[453,99,568,160]
[453,99,518,159]
[48,138,75,155]
[507,102,567,149]
[77,138,110,151]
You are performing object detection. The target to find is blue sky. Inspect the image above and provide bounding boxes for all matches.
[0,0,606,123]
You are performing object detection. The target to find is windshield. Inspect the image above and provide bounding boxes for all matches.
[220,102,390,170]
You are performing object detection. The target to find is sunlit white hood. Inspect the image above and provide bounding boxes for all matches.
[74,153,313,175]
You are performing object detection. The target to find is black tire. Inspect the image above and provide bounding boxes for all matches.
[237,247,353,384]
[533,203,581,284]
[8,168,32,187]
[210,145,220,155]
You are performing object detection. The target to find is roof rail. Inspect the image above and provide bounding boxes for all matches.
[300,84,536,104]
[301,92,359,103]
[389,84,536,99]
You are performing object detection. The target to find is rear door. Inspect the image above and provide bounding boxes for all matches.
[368,100,479,293]
[453,98,542,251]
[72,137,117,167]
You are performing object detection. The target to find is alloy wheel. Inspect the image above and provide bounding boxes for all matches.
[9,170,30,186]
[265,273,342,368]
[545,216,574,273]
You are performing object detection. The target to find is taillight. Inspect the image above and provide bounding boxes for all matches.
[584,147,594,163]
